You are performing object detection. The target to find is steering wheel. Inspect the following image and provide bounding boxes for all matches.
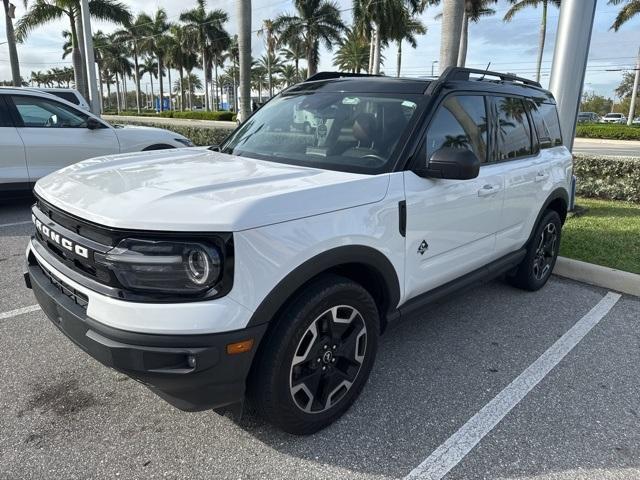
[361,154,386,165]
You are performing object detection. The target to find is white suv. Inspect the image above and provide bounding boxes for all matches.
[0,88,194,195]
[25,69,572,435]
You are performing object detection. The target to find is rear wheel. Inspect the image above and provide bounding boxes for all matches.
[508,210,561,291]
[249,274,379,435]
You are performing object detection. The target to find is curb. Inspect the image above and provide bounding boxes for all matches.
[553,256,640,297]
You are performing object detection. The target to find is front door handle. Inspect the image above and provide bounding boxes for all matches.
[478,184,500,197]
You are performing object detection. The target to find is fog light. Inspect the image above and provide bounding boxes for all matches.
[226,339,254,355]
[187,355,197,368]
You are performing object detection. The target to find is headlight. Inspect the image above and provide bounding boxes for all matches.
[97,238,221,295]
[175,138,195,147]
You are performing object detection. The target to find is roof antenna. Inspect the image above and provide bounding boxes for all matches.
[479,62,491,81]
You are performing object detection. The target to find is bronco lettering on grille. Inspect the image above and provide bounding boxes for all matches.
[32,214,90,259]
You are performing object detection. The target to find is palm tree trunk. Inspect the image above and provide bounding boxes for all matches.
[106,78,111,109]
[202,44,210,111]
[149,73,155,110]
[396,41,402,77]
[213,55,219,111]
[307,39,318,78]
[535,0,548,83]
[68,16,85,96]
[157,55,164,111]
[75,13,90,102]
[115,72,121,114]
[179,67,185,112]
[187,74,192,109]
[439,0,465,72]
[237,0,252,122]
[123,74,127,110]
[167,66,172,110]
[372,22,381,74]
[133,44,141,114]
[457,11,469,67]
[3,0,21,86]
[97,67,104,113]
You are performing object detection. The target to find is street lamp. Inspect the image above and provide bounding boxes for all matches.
[431,61,439,77]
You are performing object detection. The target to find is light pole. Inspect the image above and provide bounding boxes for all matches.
[431,60,439,77]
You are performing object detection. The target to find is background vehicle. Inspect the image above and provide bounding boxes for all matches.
[577,111,600,123]
[600,112,627,124]
[32,88,90,111]
[632,116,640,124]
[0,88,194,195]
[26,69,571,435]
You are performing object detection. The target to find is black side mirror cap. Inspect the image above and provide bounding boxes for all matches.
[414,147,480,180]
[86,117,101,130]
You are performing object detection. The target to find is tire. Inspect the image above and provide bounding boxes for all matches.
[249,274,379,435]
[508,210,562,291]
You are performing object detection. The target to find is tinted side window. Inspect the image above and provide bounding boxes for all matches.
[49,91,81,105]
[426,95,488,164]
[495,96,533,160]
[530,102,562,148]
[12,95,89,128]
[0,97,13,127]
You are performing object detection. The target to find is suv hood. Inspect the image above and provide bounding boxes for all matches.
[34,149,390,232]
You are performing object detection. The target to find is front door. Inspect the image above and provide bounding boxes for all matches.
[9,94,119,181]
[0,96,28,190]
[403,94,504,301]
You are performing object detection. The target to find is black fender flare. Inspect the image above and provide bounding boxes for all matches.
[525,187,569,247]
[245,245,401,328]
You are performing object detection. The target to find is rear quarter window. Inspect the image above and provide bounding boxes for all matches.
[529,101,562,148]
[48,91,80,105]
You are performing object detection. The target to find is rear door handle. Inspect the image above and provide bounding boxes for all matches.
[478,184,500,197]
[535,172,550,182]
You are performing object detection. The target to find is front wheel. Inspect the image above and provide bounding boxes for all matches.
[249,275,379,435]
[508,210,562,291]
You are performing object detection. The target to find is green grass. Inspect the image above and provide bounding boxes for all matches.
[560,197,640,274]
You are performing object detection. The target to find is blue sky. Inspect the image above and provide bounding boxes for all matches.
[1,0,638,97]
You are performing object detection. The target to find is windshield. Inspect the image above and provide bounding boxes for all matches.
[221,92,424,174]
[605,113,621,118]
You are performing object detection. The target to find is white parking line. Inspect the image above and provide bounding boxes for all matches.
[0,220,31,228]
[404,291,622,480]
[0,305,40,321]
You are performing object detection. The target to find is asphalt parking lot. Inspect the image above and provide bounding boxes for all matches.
[1,198,639,480]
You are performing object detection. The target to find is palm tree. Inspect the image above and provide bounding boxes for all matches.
[257,19,279,97]
[237,0,251,121]
[333,28,370,73]
[93,30,108,111]
[438,0,495,67]
[281,39,306,79]
[114,13,152,113]
[280,64,298,87]
[139,56,158,110]
[180,0,229,111]
[608,0,640,30]
[439,0,465,71]
[17,0,131,102]
[145,8,170,111]
[258,52,283,95]
[390,10,426,76]
[274,0,346,78]
[3,0,21,86]
[251,63,267,101]
[165,25,196,111]
[503,0,561,83]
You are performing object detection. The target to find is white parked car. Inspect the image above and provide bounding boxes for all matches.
[25,69,572,434]
[632,116,640,125]
[0,87,194,195]
[600,112,627,124]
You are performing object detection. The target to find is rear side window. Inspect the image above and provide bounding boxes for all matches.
[48,91,80,105]
[494,96,533,160]
[529,102,562,148]
[0,97,13,127]
[426,95,488,164]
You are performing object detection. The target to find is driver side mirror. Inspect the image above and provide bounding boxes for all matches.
[414,147,480,180]
[86,117,101,130]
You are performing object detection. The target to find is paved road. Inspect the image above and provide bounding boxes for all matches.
[1,200,639,480]
[573,138,640,157]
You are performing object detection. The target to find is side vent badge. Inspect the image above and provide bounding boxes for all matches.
[418,240,429,255]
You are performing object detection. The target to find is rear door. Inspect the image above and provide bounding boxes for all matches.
[8,93,119,181]
[403,94,505,300]
[492,95,549,256]
[0,95,28,191]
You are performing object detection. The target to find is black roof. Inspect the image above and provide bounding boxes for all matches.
[285,68,555,103]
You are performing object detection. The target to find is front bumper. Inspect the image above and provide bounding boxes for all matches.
[26,260,267,411]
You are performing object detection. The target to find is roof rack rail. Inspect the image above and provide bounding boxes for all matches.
[304,71,382,82]
[439,66,542,88]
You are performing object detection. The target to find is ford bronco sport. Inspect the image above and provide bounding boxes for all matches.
[25,68,572,435]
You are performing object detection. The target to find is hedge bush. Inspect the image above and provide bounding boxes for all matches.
[575,123,640,141]
[116,120,232,146]
[574,154,640,203]
[103,110,236,122]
